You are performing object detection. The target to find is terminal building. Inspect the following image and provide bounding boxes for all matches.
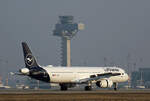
[131,68,150,88]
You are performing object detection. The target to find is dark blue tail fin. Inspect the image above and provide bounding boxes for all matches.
[22,42,39,69]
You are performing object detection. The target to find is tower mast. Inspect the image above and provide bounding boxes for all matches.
[53,16,84,67]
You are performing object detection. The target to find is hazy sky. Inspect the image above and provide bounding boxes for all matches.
[0,0,150,77]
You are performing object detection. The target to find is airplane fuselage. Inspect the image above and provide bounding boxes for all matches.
[42,66,128,83]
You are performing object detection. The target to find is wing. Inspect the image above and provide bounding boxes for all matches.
[73,72,121,83]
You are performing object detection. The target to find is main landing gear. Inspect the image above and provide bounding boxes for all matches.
[60,84,68,91]
[84,86,92,91]
[84,83,92,91]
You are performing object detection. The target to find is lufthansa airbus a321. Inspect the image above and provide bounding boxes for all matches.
[15,42,129,91]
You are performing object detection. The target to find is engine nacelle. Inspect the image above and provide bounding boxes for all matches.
[19,68,29,75]
[96,79,113,88]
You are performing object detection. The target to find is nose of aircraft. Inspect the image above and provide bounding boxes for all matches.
[125,73,129,81]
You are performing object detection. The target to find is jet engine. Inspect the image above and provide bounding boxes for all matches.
[19,68,30,75]
[96,79,113,88]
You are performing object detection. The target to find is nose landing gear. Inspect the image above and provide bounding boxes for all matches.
[113,82,118,91]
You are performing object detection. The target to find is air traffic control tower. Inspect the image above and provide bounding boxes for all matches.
[53,16,84,67]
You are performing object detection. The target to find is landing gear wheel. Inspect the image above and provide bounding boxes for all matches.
[85,86,92,91]
[60,85,68,91]
[60,84,68,91]
[114,87,117,91]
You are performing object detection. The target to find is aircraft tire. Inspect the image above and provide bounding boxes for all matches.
[60,84,68,91]
[114,87,117,91]
[85,86,92,91]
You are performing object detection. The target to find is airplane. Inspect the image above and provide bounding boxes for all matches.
[16,42,129,91]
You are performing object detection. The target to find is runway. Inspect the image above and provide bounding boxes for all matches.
[0,89,150,101]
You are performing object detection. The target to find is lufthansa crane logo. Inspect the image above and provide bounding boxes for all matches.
[25,54,34,66]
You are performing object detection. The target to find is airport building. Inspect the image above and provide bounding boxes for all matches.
[131,68,150,88]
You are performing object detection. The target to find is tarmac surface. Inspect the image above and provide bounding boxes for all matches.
[0,89,150,101]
